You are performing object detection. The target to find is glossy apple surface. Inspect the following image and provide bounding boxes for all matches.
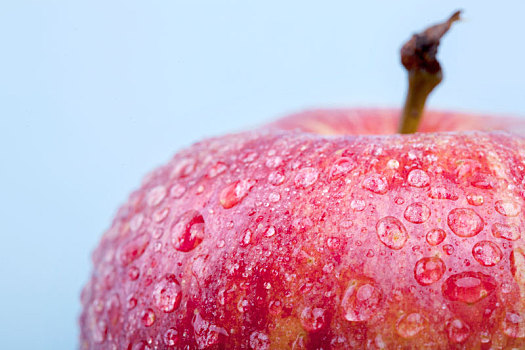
[80,109,525,349]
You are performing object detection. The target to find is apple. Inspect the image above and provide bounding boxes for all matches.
[79,12,525,349]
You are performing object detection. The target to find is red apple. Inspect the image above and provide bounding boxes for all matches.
[79,12,525,349]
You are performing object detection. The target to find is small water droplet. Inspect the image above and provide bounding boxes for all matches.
[350,199,366,211]
[341,281,382,322]
[128,266,140,280]
[265,226,276,237]
[442,271,496,303]
[396,313,426,338]
[146,185,167,207]
[428,186,458,200]
[217,239,225,248]
[220,179,257,208]
[394,197,405,205]
[129,213,144,232]
[153,274,182,313]
[502,311,525,338]
[492,223,521,241]
[447,208,484,237]
[445,318,471,344]
[363,175,388,194]
[118,233,151,266]
[466,193,484,206]
[376,216,408,250]
[131,341,147,350]
[171,157,196,178]
[472,241,502,266]
[404,202,431,224]
[241,151,257,163]
[366,249,375,258]
[163,328,179,347]
[330,157,356,180]
[426,228,446,246]
[170,183,186,198]
[106,293,121,325]
[442,244,455,255]
[196,184,205,194]
[242,229,252,246]
[414,257,446,285]
[126,295,137,310]
[153,207,170,223]
[170,210,205,252]
[207,161,227,178]
[387,159,399,169]
[266,156,283,169]
[407,169,430,188]
[249,331,270,350]
[141,308,156,327]
[268,192,281,203]
[268,171,285,186]
[294,167,319,189]
[300,307,326,332]
[495,200,521,217]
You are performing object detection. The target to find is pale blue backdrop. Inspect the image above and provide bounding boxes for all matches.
[1,1,524,349]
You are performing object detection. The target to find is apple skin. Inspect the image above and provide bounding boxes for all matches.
[80,109,525,349]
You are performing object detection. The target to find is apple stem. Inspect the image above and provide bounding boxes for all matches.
[398,11,461,134]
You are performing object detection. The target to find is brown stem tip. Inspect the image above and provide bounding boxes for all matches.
[398,10,462,134]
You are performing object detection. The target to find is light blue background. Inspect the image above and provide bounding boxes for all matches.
[1,1,524,349]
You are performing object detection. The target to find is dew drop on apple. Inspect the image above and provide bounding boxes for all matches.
[341,281,382,322]
[268,192,280,203]
[445,318,471,344]
[268,171,285,186]
[219,179,256,209]
[426,228,446,246]
[442,244,454,255]
[300,306,326,332]
[466,193,484,206]
[447,208,484,237]
[128,266,140,280]
[472,241,502,266]
[170,210,205,252]
[428,186,458,200]
[350,199,366,211]
[495,200,521,217]
[242,229,252,245]
[207,161,227,178]
[163,328,179,347]
[265,226,276,237]
[129,213,144,232]
[265,156,283,169]
[492,223,521,241]
[407,169,430,188]
[118,233,151,266]
[414,257,445,285]
[376,216,408,250]
[249,331,270,350]
[170,183,186,198]
[153,207,170,223]
[396,312,426,338]
[330,157,356,180]
[363,174,388,194]
[501,311,525,338]
[126,295,137,310]
[294,167,319,189]
[131,341,147,350]
[146,185,167,207]
[442,271,496,303]
[153,274,182,313]
[141,308,156,327]
[404,202,431,224]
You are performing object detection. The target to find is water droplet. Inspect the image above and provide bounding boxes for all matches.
[404,202,431,224]
[169,183,186,198]
[428,186,458,200]
[171,210,205,252]
[118,233,150,266]
[219,179,256,208]
[445,318,471,344]
[268,192,281,203]
[268,171,285,186]
[442,244,455,255]
[242,229,252,246]
[131,341,147,350]
[330,157,356,180]
[442,271,496,303]
[407,169,430,188]
[146,185,167,207]
[350,199,366,211]
[126,295,137,310]
[216,239,225,248]
[466,194,484,206]
[128,266,140,280]
[196,184,205,194]
[376,216,408,250]
[300,307,326,332]
[141,308,156,327]
[171,157,196,178]
[249,331,270,350]
[447,208,484,237]
[153,207,170,223]
[294,167,319,189]
[492,223,521,241]
[426,228,446,246]
[341,281,382,322]
[265,226,276,237]
[129,213,144,232]
[266,156,283,169]
[472,241,502,266]
[387,159,399,169]
[396,313,426,338]
[414,257,446,285]
[106,293,121,325]
[207,161,227,178]
[163,328,179,347]
[366,249,375,258]
[153,274,182,313]
[502,311,525,338]
[394,197,405,205]
[363,174,388,194]
[193,311,227,348]
[241,151,257,163]
[495,200,521,217]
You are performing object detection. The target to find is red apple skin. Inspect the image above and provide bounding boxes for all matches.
[80,109,525,349]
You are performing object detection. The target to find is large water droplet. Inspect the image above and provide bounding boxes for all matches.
[495,200,521,217]
[445,318,471,344]
[219,179,256,208]
[492,223,521,241]
[442,271,496,304]
[363,174,388,194]
[163,328,179,347]
[404,202,431,224]
[171,210,205,252]
[153,274,182,313]
[414,257,446,285]
[141,308,156,327]
[376,216,408,250]
[330,157,356,180]
[426,228,446,246]
[447,208,484,237]
[300,307,326,332]
[193,311,227,348]
[118,233,150,266]
[501,311,525,338]
[249,331,270,350]
[146,185,167,207]
[396,313,426,338]
[407,169,430,188]
[294,167,319,188]
[472,241,502,266]
[341,281,382,322]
